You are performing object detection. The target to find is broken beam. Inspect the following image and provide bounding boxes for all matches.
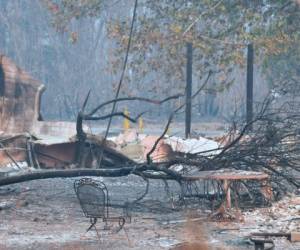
[251,232,300,242]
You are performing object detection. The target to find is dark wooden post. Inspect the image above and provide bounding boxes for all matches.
[246,43,254,129]
[0,56,5,96]
[185,42,193,138]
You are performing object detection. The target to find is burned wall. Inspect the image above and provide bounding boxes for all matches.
[0,55,45,134]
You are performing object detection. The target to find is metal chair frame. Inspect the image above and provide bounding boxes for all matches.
[74,178,127,233]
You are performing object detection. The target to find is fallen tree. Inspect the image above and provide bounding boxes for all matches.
[0,162,184,186]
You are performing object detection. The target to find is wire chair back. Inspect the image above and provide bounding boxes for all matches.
[74,178,109,219]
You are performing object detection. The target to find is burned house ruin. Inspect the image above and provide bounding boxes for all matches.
[0,55,45,134]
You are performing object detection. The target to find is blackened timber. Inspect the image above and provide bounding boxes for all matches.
[0,56,4,96]
[185,42,193,138]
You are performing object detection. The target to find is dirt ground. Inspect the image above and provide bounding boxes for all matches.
[0,176,299,250]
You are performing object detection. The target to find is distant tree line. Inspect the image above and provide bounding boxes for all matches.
[0,0,299,122]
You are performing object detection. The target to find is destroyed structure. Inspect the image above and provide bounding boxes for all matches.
[0,55,131,170]
[0,55,44,134]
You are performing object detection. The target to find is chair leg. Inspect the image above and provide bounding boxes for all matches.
[87,218,97,232]
[94,225,101,241]
[123,226,132,247]
[86,218,102,241]
[124,205,132,223]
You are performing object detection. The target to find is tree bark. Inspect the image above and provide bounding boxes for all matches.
[0,168,135,186]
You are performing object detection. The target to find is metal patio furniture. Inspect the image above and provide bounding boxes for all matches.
[74,178,129,234]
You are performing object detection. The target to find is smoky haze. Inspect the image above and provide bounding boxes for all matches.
[0,0,270,123]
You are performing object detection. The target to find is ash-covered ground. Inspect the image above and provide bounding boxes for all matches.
[0,175,299,250]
